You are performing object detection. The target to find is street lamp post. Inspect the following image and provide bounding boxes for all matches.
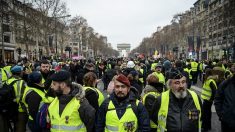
[1,0,5,62]
[53,14,71,59]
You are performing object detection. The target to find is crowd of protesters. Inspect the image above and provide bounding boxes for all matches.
[0,56,234,132]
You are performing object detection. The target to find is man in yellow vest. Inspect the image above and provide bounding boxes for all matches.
[191,59,199,85]
[142,74,164,131]
[6,65,28,132]
[48,70,95,132]
[96,74,150,131]
[151,69,202,132]
[83,72,104,111]
[201,69,217,132]
[152,63,165,85]
[21,71,46,132]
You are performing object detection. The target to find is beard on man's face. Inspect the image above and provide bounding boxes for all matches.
[172,87,187,99]
[116,91,126,97]
[41,69,49,74]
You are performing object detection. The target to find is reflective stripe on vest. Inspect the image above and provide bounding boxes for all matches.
[49,97,86,132]
[201,79,217,100]
[157,90,201,132]
[51,124,85,131]
[105,100,139,132]
[83,86,104,106]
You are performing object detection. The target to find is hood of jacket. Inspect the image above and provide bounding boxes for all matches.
[207,75,218,81]
[143,85,159,94]
[71,82,85,102]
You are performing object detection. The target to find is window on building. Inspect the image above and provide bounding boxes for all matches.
[4,35,10,43]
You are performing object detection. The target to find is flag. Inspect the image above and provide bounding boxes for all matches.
[196,36,201,52]
[188,36,194,52]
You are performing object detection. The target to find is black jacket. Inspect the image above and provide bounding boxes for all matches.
[151,90,202,132]
[214,75,235,129]
[95,91,150,132]
[84,87,99,111]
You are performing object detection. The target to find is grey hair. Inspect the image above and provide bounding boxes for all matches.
[165,79,172,90]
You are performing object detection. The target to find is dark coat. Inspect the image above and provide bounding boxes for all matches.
[214,75,235,129]
[56,84,96,132]
[102,69,117,90]
[151,90,202,132]
[95,91,150,132]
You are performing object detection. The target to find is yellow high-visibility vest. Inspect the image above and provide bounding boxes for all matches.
[157,90,201,132]
[22,86,46,120]
[105,100,139,132]
[201,79,217,101]
[152,72,165,85]
[48,97,86,132]
[6,78,26,112]
[142,92,161,129]
[83,86,104,106]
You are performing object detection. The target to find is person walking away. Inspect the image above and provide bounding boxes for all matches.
[21,71,46,132]
[201,69,217,132]
[83,72,105,111]
[142,74,163,131]
[5,65,28,132]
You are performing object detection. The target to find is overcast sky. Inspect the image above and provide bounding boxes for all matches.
[65,0,196,50]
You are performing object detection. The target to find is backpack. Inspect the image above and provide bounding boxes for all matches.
[0,79,19,120]
[36,103,50,129]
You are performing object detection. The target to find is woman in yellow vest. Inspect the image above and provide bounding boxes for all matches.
[201,69,217,132]
[142,74,164,131]
[83,72,104,111]
[48,70,95,132]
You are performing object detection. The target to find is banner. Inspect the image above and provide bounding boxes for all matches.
[154,50,158,55]
[187,36,194,52]
[196,36,201,52]
[48,35,53,47]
